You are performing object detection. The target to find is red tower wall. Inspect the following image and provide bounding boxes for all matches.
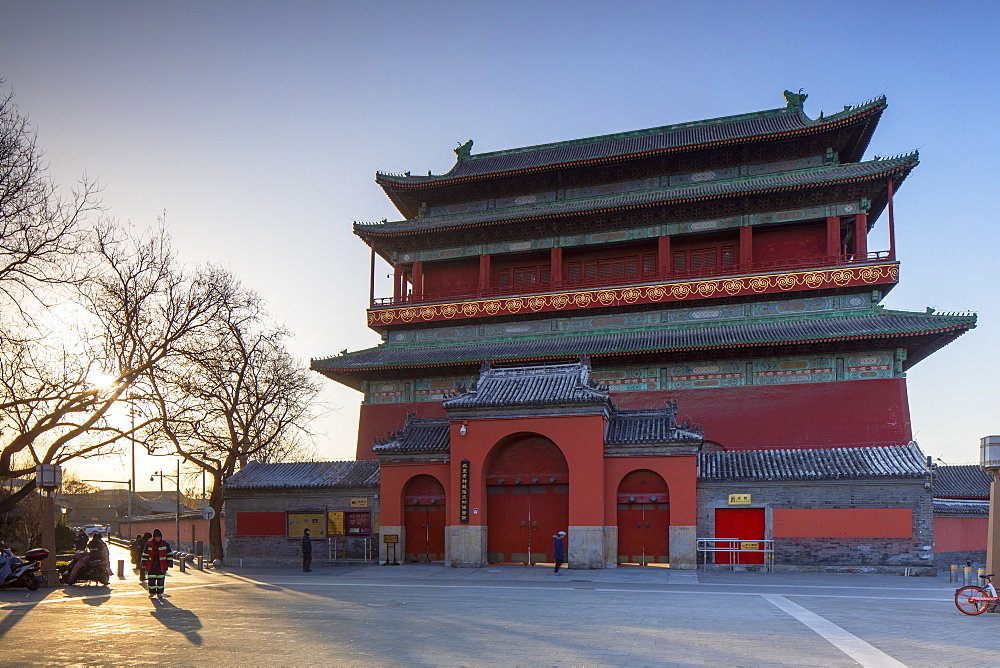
[609,377,912,449]
[356,402,448,460]
[357,377,912,458]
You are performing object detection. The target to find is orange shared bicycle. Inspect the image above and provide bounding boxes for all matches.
[955,573,999,615]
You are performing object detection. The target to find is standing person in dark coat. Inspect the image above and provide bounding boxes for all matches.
[553,531,567,575]
[140,529,173,599]
[74,529,89,551]
[301,528,312,572]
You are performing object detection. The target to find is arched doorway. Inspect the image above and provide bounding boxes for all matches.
[617,470,670,565]
[403,475,446,562]
[486,434,569,564]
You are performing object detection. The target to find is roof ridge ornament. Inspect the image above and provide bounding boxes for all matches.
[455,139,473,162]
[783,89,808,109]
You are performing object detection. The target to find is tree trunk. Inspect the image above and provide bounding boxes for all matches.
[207,477,225,562]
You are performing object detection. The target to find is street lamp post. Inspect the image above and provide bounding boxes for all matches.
[981,436,1000,576]
[35,464,62,588]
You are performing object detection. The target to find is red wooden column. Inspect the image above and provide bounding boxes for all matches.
[550,247,563,287]
[887,178,897,261]
[853,213,868,260]
[478,254,491,296]
[739,225,753,268]
[826,217,841,261]
[392,264,404,302]
[658,236,671,279]
[412,261,423,302]
[369,248,376,307]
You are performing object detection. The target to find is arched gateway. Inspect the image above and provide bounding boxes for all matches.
[371,361,703,569]
[617,470,670,565]
[486,435,569,564]
[403,475,446,562]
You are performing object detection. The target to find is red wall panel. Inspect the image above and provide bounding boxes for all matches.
[236,511,285,536]
[773,508,912,538]
[422,259,479,297]
[752,222,826,264]
[616,378,912,449]
[934,517,989,552]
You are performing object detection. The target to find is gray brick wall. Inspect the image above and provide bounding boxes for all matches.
[697,479,935,574]
[224,488,380,566]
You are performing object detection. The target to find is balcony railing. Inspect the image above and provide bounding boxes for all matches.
[371,251,893,308]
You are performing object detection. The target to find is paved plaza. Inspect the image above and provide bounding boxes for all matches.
[1,544,998,666]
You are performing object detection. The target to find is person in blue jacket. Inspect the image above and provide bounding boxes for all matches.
[553,531,566,575]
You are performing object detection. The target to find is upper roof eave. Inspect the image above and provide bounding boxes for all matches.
[357,152,917,240]
[311,309,976,381]
[374,96,887,193]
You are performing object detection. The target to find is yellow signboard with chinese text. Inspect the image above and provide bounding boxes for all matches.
[728,494,752,505]
[350,498,368,508]
[287,512,327,538]
[328,511,345,536]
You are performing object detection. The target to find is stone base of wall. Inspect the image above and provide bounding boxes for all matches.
[934,550,987,570]
[602,526,618,568]
[568,526,605,569]
[446,525,487,567]
[669,525,697,569]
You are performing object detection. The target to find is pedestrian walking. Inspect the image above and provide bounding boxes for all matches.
[134,532,152,582]
[140,529,174,599]
[301,528,312,572]
[553,531,566,575]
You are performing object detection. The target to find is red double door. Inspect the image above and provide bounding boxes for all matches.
[617,470,670,564]
[715,507,765,565]
[403,475,446,562]
[486,484,568,564]
[485,435,570,564]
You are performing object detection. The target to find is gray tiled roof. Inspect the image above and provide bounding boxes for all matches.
[376,97,885,187]
[362,154,914,236]
[373,418,450,455]
[225,460,379,490]
[606,410,703,444]
[442,362,610,409]
[698,443,929,482]
[313,310,976,374]
[933,498,990,516]
[933,465,993,499]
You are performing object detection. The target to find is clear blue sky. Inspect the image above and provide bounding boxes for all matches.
[2,0,997,488]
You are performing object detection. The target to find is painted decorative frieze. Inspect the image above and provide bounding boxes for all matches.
[368,264,898,328]
[363,375,477,405]
[362,351,896,403]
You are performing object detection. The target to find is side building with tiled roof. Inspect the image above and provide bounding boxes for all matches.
[311,91,975,572]
[931,464,993,568]
[223,461,380,566]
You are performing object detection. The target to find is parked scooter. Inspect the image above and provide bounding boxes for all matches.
[0,546,48,591]
[59,549,110,586]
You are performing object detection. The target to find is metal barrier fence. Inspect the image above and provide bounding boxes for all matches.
[697,538,774,573]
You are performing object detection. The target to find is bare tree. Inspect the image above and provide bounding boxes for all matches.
[146,278,322,559]
[0,82,98,314]
[0,223,237,514]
